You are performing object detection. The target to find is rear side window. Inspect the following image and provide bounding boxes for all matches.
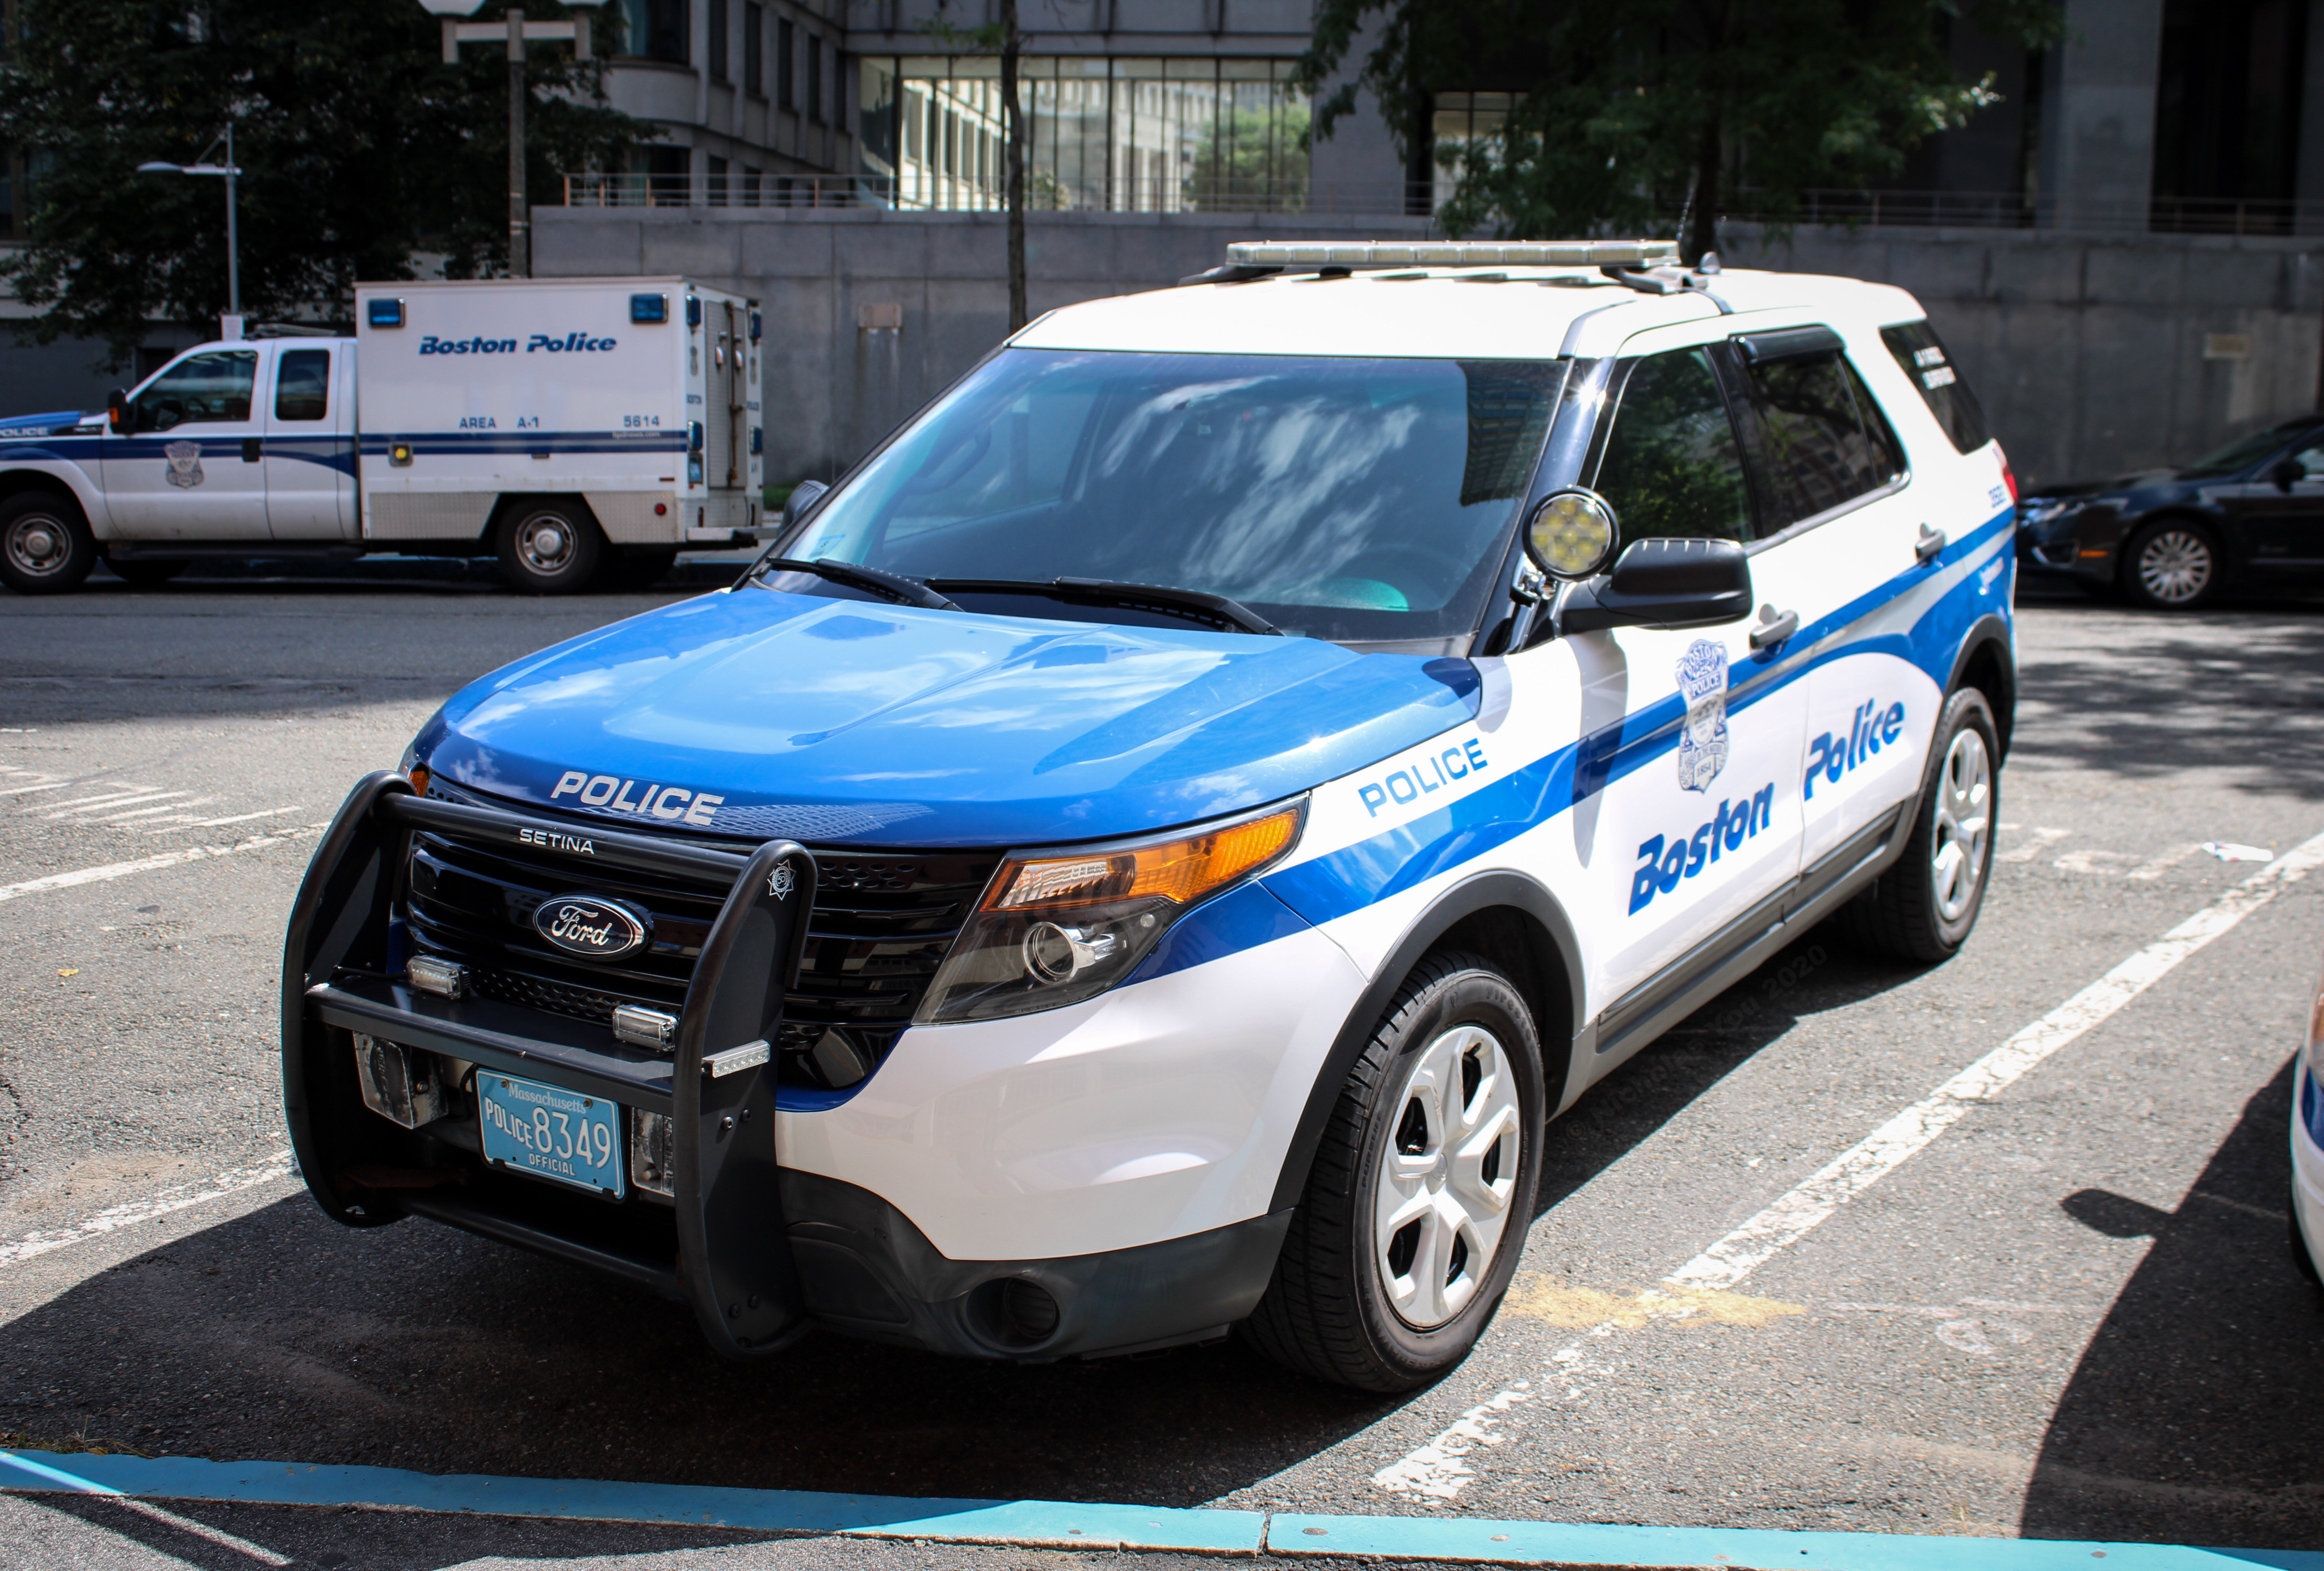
[1591,348,1754,546]
[1880,321,1990,454]
[1726,348,1904,532]
[275,349,331,422]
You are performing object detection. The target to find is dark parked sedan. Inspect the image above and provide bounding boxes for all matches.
[2017,417,2324,608]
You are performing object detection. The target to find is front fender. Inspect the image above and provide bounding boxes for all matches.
[0,454,113,535]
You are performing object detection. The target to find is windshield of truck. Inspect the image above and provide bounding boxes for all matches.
[771,348,1566,646]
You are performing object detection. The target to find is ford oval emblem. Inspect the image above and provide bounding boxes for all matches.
[533,894,650,961]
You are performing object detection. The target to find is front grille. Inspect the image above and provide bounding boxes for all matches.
[404,824,999,1089]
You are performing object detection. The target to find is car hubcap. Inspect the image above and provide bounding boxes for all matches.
[1930,727,1993,925]
[518,518,575,575]
[1373,1024,1522,1331]
[5,516,69,578]
[2137,529,2211,604]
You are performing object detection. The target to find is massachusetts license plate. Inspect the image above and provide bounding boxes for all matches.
[477,1072,625,1199]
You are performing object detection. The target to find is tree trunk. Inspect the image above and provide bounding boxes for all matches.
[1684,110,1721,267]
[1002,0,1027,331]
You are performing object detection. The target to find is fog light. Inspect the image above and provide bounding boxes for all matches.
[703,1038,771,1078]
[351,1033,446,1129]
[631,1109,675,1197]
[612,1003,678,1050]
[406,954,468,999]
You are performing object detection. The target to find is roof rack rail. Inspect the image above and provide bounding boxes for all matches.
[1221,239,1679,269]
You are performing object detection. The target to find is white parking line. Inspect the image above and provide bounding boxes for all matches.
[1995,825,2071,863]
[2126,842,2204,881]
[1373,825,2324,1500]
[94,799,215,823]
[46,791,186,818]
[0,827,314,906]
[0,1149,296,1269]
[172,806,302,830]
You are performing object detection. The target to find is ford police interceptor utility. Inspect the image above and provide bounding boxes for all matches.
[0,277,762,596]
[283,239,2017,1392]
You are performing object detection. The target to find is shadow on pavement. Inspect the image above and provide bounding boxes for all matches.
[2020,1058,2324,1543]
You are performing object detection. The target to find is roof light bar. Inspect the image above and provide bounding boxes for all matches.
[1223,239,1680,269]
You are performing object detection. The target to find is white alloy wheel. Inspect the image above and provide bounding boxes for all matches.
[1372,1023,1523,1330]
[1928,726,1993,925]
[2134,527,2213,606]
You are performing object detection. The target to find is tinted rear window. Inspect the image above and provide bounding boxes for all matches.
[1725,349,1905,532]
[1880,321,1991,454]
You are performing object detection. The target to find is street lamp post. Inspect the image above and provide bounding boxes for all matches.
[137,123,244,340]
[422,0,605,279]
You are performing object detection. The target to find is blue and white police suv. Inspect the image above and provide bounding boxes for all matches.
[285,239,2018,1392]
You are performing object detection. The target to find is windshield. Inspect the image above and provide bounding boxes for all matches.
[2178,423,2306,478]
[772,348,1566,647]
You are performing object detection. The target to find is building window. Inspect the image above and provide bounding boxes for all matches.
[621,0,688,65]
[708,154,729,204]
[1428,92,1515,212]
[641,144,692,205]
[708,0,728,81]
[743,3,763,96]
[776,18,793,109]
[742,166,761,205]
[858,56,1310,214]
[807,34,824,123]
[2151,0,2306,233]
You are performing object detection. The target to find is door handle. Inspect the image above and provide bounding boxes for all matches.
[1916,523,1946,563]
[1748,604,1798,650]
[242,437,263,463]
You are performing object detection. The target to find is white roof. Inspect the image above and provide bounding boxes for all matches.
[1011,266,1926,362]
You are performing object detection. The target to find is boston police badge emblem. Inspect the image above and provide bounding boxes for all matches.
[1675,639,1730,793]
[163,440,204,488]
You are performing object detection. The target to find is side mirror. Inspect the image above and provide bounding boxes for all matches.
[782,479,829,528]
[1560,537,1754,634]
[2271,456,2305,492]
[106,389,129,434]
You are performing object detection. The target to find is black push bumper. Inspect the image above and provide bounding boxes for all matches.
[281,771,816,1357]
[281,773,1291,1364]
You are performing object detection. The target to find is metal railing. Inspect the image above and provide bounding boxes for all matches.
[564,171,1424,216]
[1730,187,2324,237]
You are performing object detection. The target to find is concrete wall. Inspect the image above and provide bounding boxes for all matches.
[534,205,1433,482]
[1726,225,2324,486]
[537,205,2324,492]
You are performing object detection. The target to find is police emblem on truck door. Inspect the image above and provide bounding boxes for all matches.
[163,440,204,488]
[532,894,650,961]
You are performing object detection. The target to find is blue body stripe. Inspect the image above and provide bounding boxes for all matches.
[1127,879,1314,985]
[1258,506,2014,934]
[362,431,689,457]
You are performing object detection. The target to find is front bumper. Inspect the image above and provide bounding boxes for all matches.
[281,773,1295,1363]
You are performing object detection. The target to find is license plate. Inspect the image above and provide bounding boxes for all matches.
[477,1072,625,1199]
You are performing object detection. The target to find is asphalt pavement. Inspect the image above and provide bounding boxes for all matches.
[1,570,2321,1568]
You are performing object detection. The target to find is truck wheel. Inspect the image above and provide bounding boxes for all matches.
[0,492,98,595]
[1242,952,1544,1392]
[1840,687,2000,964]
[495,502,603,595]
[109,558,188,588]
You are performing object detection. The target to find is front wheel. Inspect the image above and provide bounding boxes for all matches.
[1842,686,2000,963]
[2121,519,2222,610]
[1243,952,1544,1392]
[494,501,604,595]
[0,491,98,595]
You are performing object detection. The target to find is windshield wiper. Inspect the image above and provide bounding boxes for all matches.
[758,557,960,612]
[928,577,1282,637]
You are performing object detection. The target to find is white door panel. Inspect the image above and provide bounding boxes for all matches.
[263,344,354,538]
[100,346,272,540]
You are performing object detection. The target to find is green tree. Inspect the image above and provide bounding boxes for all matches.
[0,0,645,364]
[1295,0,2062,262]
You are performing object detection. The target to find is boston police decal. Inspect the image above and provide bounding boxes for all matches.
[1675,639,1729,793]
[163,440,204,488]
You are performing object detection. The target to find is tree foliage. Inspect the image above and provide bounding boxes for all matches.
[1293,0,2063,260]
[0,0,646,363]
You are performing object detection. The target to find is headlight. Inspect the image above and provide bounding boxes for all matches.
[917,801,1305,1025]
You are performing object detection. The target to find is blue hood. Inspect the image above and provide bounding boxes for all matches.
[414,588,1482,847]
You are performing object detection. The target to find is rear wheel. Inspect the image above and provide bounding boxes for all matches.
[1242,952,1544,1392]
[494,501,604,595]
[108,558,188,587]
[0,491,98,595]
[1842,687,1999,963]
[2121,519,2221,610]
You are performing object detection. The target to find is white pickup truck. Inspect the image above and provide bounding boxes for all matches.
[0,276,765,595]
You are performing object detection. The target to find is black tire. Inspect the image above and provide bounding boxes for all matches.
[2120,517,2222,610]
[108,558,188,587]
[1242,952,1545,1392]
[494,500,604,595]
[0,491,98,595]
[2291,1194,2323,1291]
[1842,686,2001,964]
